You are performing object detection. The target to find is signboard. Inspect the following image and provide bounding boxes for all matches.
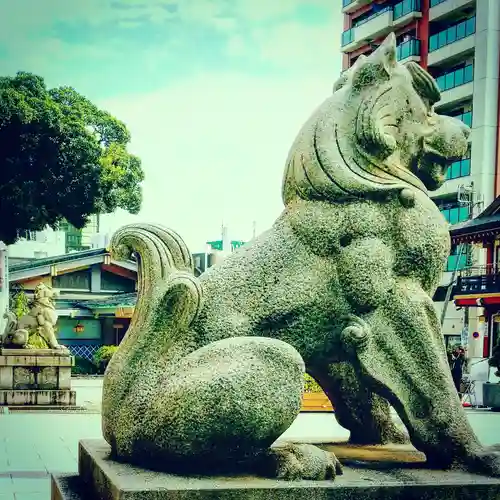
[231,240,245,250]
[207,240,223,251]
[207,240,247,252]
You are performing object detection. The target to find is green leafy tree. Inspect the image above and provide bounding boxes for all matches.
[10,287,29,318]
[0,72,144,244]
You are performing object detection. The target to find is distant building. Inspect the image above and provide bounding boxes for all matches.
[340,0,500,345]
[8,228,66,264]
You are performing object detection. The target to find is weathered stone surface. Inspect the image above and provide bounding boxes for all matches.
[51,440,500,500]
[0,388,75,405]
[0,348,75,400]
[101,33,500,480]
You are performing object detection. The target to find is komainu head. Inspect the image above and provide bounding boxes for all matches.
[33,283,58,306]
[282,33,470,205]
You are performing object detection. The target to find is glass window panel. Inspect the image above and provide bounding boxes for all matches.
[393,3,402,18]
[464,65,473,83]
[450,161,461,179]
[459,206,469,222]
[447,255,457,271]
[458,253,468,270]
[461,158,471,176]
[454,68,464,87]
[445,166,451,180]
[449,208,459,225]
[445,72,455,90]
[429,34,438,52]
[456,21,466,39]
[447,25,457,43]
[466,17,475,36]
[438,31,447,48]
[436,75,445,91]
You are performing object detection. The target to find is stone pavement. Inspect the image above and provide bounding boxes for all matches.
[0,378,499,499]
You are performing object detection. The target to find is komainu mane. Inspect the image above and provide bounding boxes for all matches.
[102,35,500,480]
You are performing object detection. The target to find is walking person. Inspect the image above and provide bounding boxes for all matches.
[450,346,466,395]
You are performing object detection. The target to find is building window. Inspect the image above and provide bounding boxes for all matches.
[445,156,471,180]
[341,28,354,47]
[440,205,470,225]
[435,64,474,92]
[393,0,421,21]
[446,245,470,272]
[430,0,447,6]
[352,5,392,29]
[52,269,91,290]
[429,16,476,52]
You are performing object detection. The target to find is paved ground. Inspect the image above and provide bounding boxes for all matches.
[0,378,499,499]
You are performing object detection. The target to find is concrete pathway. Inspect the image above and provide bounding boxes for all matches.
[0,379,499,499]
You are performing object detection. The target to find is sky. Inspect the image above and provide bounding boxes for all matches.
[1,0,343,252]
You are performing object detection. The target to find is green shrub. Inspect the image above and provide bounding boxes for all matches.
[304,373,323,393]
[72,356,98,375]
[93,345,119,366]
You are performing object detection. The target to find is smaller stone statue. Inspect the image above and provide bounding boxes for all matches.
[1,283,66,350]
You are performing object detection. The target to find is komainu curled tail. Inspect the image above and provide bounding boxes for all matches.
[102,223,204,456]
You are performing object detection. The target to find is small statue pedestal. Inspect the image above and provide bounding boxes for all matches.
[51,440,500,500]
[0,348,76,406]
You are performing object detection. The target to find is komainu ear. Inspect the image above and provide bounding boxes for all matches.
[332,55,367,93]
[350,33,397,91]
[370,33,397,74]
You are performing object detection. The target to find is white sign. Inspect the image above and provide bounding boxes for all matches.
[461,327,469,347]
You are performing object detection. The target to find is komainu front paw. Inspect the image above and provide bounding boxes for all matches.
[262,443,343,481]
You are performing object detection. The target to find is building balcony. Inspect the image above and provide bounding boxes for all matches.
[430,0,476,23]
[397,38,421,62]
[341,0,422,53]
[393,0,423,28]
[435,64,474,109]
[427,16,476,66]
[342,0,372,15]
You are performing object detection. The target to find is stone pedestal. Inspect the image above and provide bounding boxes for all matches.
[51,440,500,500]
[0,348,75,406]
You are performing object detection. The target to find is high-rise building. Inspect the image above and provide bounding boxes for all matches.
[340,0,500,347]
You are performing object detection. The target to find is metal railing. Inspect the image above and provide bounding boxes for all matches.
[436,64,474,92]
[429,16,476,52]
[393,0,421,20]
[397,38,421,60]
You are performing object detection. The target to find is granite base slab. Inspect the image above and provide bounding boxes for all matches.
[0,389,76,405]
[50,439,500,500]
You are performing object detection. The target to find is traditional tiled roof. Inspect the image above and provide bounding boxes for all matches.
[74,293,137,310]
[450,214,500,240]
[9,248,107,272]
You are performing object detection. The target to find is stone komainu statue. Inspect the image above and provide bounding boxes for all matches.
[102,35,500,480]
[1,283,64,350]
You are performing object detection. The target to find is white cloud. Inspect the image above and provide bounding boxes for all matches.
[98,71,335,252]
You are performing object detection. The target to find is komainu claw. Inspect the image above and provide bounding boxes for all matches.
[341,314,370,350]
[262,443,343,481]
